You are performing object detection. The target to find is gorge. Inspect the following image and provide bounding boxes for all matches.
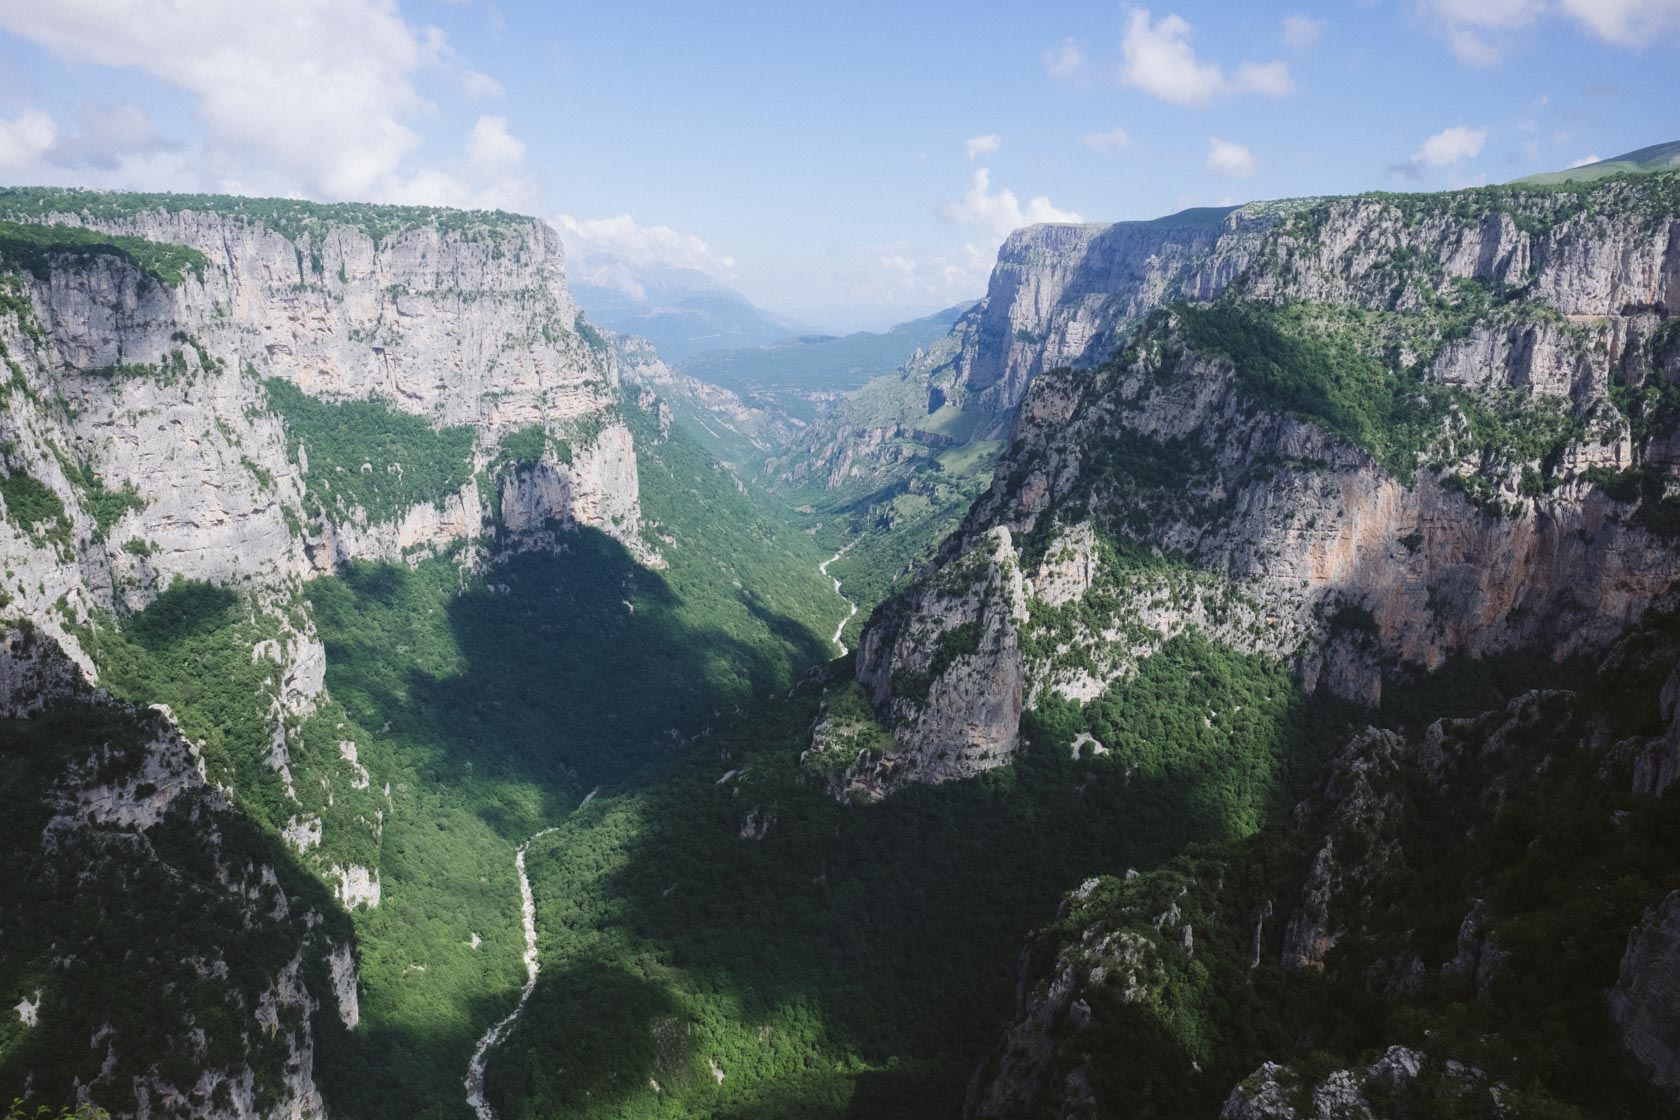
[3,156,1680,1120]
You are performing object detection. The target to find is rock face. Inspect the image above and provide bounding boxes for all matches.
[778,204,1283,494]
[947,208,1265,424]
[0,626,347,1120]
[967,602,1680,1117]
[850,526,1027,790]
[853,173,1680,791]
[0,191,647,1119]
[1611,892,1680,1093]
[0,192,642,677]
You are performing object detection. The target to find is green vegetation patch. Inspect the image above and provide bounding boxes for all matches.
[0,645,352,1120]
[263,378,477,522]
[487,630,1357,1120]
[0,187,529,248]
[1588,464,1680,539]
[0,218,205,288]
[0,467,70,548]
[1176,301,1444,479]
[1172,300,1588,493]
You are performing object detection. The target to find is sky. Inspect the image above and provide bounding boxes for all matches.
[0,1,1677,331]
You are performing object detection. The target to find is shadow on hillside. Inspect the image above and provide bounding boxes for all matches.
[306,516,1581,1119]
[303,524,833,1118]
[0,685,359,1116]
[312,526,828,804]
[481,633,1365,1119]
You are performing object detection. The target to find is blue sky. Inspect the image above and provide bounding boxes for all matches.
[1,1,1677,330]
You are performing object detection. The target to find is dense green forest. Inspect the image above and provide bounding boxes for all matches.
[482,634,1365,1119]
[0,633,354,1117]
[0,218,205,288]
[0,187,529,246]
[49,382,841,1120]
[9,169,1680,1120]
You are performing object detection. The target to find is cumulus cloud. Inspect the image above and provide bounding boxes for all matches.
[1389,124,1488,178]
[1281,14,1325,47]
[1423,0,1680,64]
[1558,0,1680,44]
[0,0,531,208]
[1421,0,1543,63]
[458,68,506,101]
[965,133,1002,161]
[0,109,57,172]
[1043,37,1085,77]
[1206,137,1259,177]
[1414,125,1488,166]
[555,213,738,299]
[42,102,177,171]
[1079,127,1132,154]
[938,168,1084,238]
[1118,7,1295,107]
[1568,153,1603,168]
[828,241,993,313]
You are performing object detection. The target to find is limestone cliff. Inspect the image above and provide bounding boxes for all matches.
[966,604,1680,1117]
[0,191,643,669]
[775,203,1286,496]
[0,625,354,1120]
[0,190,645,1118]
[853,173,1680,791]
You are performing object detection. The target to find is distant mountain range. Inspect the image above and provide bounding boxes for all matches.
[676,302,976,399]
[1516,139,1680,185]
[570,266,817,362]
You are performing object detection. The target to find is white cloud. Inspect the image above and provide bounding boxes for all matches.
[555,213,738,299]
[965,133,1002,162]
[1079,127,1132,154]
[1414,124,1487,166]
[466,115,524,177]
[1231,60,1295,96]
[42,102,176,170]
[1423,0,1680,63]
[0,0,531,208]
[938,167,1084,238]
[1043,37,1085,77]
[1568,153,1603,168]
[0,109,57,172]
[1558,0,1680,45]
[1206,137,1259,177]
[828,241,993,312]
[1281,14,1325,47]
[1118,7,1295,107]
[458,69,505,101]
[1422,0,1542,64]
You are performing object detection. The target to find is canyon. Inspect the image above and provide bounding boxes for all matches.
[4,168,1680,1120]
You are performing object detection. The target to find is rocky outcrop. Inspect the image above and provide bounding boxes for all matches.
[853,174,1680,789]
[0,192,643,676]
[853,526,1027,788]
[967,870,1203,1120]
[1611,892,1680,1093]
[949,207,1277,422]
[1279,729,1411,972]
[1216,1047,1513,1120]
[778,204,1286,495]
[0,625,345,1120]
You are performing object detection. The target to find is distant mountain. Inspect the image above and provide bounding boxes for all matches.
[1515,139,1680,185]
[569,265,815,362]
[676,302,976,400]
